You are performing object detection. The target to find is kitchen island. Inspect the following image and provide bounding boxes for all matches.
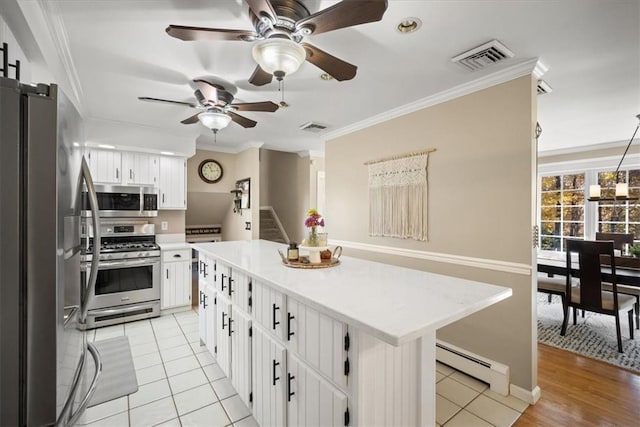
[194,239,511,427]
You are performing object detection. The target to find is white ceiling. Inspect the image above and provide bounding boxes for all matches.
[6,0,640,154]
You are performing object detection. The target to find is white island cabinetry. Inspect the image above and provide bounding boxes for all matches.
[193,240,511,426]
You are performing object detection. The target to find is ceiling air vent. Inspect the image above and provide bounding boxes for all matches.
[299,122,328,133]
[537,79,553,95]
[451,39,514,71]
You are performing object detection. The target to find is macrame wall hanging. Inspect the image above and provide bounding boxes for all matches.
[364,148,435,241]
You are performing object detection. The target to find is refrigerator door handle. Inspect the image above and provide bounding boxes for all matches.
[80,157,101,323]
[65,343,102,427]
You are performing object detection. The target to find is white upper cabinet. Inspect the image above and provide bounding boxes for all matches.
[159,156,186,209]
[86,149,121,184]
[122,152,159,186]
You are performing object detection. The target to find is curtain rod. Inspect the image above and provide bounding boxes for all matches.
[363,148,436,166]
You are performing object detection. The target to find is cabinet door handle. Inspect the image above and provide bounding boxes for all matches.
[166,269,169,279]
[221,274,227,291]
[173,254,181,258]
[203,294,208,309]
[272,360,280,386]
[287,373,296,401]
[287,312,295,341]
[129,169,133,179]
[199,290,203,305]
[162,193,165,204]
[272,303,280,330]
[228,278,234,296]
[203,263,208,278]
[199,261,203,274]
[116,168,119,179]
[221,312,227,330]
[228,318,234,337]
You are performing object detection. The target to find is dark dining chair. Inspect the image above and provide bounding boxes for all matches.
[595,232,639,330]
[561,239,635,353]
[595,232,634,250]
[537,273,566,307]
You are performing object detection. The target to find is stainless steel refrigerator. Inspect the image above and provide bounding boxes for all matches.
[1,77,102,426]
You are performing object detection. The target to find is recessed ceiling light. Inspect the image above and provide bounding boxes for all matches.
[320,73,334,81]
[396,17,422,34]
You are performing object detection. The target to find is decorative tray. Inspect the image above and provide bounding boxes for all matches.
[282,256,341,269]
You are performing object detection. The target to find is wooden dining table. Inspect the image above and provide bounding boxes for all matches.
[537,253,640,287]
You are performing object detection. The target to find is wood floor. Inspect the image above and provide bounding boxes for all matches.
[515,343,640,426]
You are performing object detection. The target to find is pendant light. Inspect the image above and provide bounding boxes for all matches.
[588,114,640,202]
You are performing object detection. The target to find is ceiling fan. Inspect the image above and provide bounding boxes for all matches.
[166,0,388,86]
[138,79,278,138]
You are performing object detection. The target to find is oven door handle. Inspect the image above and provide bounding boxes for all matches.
[80,157,101,324]
[96,258,159,269]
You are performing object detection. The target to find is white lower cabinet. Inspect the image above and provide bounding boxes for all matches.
[230,306,252,406]
[253,279,285,340]
[195,250,353,427]
[198,279,208,345]
[216,296,232,377]
[160,249,191,309]
[288,352,349,427]
[205,284,216,356]
[252,325,287,427]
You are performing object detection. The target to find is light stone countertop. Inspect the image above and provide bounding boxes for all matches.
[193,239,512,346]
[158,242,191,251]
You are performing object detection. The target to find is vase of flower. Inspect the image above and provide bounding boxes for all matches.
[304,209,325,247]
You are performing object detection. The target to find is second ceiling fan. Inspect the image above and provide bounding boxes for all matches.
[139,79,278,137]
[166,0,388,86]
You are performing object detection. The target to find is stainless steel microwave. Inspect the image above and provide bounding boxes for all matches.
[82,184,158,217]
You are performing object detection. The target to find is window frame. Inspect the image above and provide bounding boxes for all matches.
[537,153,640,253]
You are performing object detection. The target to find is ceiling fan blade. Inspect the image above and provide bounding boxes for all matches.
[193,81,218,105]
[166,25,258,41]
[295,0,388,36]
[245,0,278,22]
[138,96,196,108]
[229,111,257,128]
[249,65,273,86]
[301,43,357,81]
[232,101,279,112]
[181,113,200,125]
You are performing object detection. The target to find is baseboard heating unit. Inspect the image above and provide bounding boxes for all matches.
[436,339,510,396]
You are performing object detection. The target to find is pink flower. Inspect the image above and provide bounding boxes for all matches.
[304,209,324,228]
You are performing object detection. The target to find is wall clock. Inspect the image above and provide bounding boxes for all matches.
[198,159,223,183]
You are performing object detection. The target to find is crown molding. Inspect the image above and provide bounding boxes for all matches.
[36,0,84,113]
[197,140,264,154]
[538,138,633,157]
[323,58,544,142]
[296,149,325,158]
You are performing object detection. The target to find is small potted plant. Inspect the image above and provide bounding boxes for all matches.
[630,244,640,258]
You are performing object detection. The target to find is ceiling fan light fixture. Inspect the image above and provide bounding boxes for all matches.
[396,17,422,34]
[252,38,306,78]
[198,111,231,131]
[320,73,334,81]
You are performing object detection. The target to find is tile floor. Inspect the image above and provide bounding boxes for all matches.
[77,310,527,426]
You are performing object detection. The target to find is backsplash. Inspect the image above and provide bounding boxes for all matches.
[149,210,186,234]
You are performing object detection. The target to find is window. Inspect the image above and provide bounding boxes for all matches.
[539,173,585,251]
[597,168,640,241]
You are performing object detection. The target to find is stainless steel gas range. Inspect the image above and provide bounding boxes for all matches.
[81,220,161,328]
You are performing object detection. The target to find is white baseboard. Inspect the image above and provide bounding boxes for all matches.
[436,340,510,396]
[510,384,541,405]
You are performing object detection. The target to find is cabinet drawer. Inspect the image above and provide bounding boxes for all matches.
[163,249,191,262]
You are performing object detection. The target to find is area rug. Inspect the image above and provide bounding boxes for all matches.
[537,293,640,373]
[87,336,138,407]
